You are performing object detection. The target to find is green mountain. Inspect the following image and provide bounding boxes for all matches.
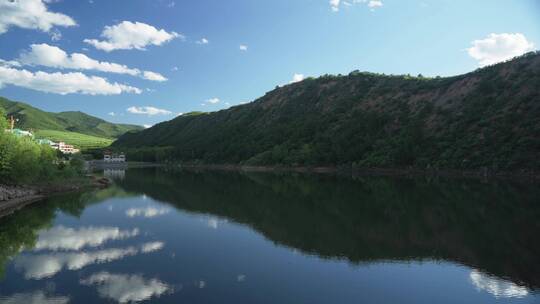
[0,97,143,139]
[113,52,540,171]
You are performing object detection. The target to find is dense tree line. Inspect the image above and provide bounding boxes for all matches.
[0,107,83,184]
[113,52,540,171]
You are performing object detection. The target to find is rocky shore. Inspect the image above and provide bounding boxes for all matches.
[0,176,111,218]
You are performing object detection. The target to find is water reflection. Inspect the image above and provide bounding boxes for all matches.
[125,207,169,218]
[0,168,538,303]
[14,242,165,280]
[0,291,69,304]
[115,168,540,290]
[14,247,138,280]
[470,270,530,298]
[104,169,126,180]
[35,226,139,251]
[80,272,171,303]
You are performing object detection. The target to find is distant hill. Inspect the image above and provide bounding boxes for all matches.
[0,97,143,148]
[114,52,540,171]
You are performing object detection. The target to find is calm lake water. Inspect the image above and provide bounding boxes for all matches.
[0,168,539,304]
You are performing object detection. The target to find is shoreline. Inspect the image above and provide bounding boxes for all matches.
[175,164,540,181]
[0,176,111,219]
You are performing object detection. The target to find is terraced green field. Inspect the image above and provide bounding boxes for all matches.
[35,130,113,150]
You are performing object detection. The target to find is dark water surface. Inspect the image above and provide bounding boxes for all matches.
[0,168,539,303]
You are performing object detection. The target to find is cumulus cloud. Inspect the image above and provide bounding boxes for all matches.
[0,0,76,34]
[34,226,139,251]
[18,43,167,81]
[126,207,170,218]
[81,272,171,303]
[290,73,305,83]
[0,291,69,304]
[127,106,172,116]
[205,97,220,104]
[467,33,535,67]
[0,59,21,67]
[330,0,340,11]
[142,71,167,82]
[84,21,181,52]
[196,38,209,44]
[0,66,141,95]
[239,44,248,51]
[470,270,529,298]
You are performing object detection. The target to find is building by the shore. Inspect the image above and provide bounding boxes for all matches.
[103,151,126,162]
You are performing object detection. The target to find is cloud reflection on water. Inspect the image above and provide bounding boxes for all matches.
[125,207,169,218]
[81,272,171,303]
[0,291,69,304]
[14,242,165,280]
[35,226,139,251]
[470,270,529,298]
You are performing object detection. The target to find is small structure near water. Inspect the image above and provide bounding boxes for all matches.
[103,150,126,162]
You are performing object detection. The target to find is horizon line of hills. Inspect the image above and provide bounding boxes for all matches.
[2,51,540,170]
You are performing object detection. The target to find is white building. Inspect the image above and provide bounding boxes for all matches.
[104,151,126,162]
[51,142,80,154]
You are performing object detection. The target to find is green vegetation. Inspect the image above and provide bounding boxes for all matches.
[0,107,83,184]
[35,130,113,150]
[0,97,142,149]
[114,52,540,171]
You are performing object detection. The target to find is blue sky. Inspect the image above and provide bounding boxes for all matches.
[0,0,538,127]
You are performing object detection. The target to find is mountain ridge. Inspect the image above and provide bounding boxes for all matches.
[113,52,540,170]
[0,97,143,139]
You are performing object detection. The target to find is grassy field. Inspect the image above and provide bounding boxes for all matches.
[35,130,113,150]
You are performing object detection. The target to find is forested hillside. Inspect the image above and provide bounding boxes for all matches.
[0,97,142,139]
[113,52,540,171]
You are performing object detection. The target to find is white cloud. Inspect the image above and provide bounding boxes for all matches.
[0,0,76,34]
[126,207,170,218]
[0,59,21,67]
[18,43,167,81]
[330,0,340,12]
[34,226,139,251]
[143,124,152,129]
[368,0,383,8]
[331,0,383,12]
[84,21,181,52]
[50,29,61,41]
[108,112,115,116]
[467,33,535,67]
[81,272,171,303]
[239,44,248,51]
[206,97,220,104]
[290,73,305,83]
[0,66,141,95]
[196,38,209,44]
[470,270,529,298]
[127,106,172,116]
[0,291,69,304]
[142,71,167,82]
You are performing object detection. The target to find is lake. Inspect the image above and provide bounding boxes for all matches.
[0,168,539,303]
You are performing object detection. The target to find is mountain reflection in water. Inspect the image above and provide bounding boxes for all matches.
[0,168,538,303]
